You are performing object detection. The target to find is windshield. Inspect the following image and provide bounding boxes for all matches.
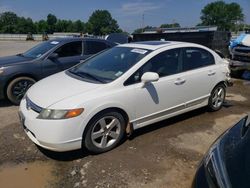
[68,47,151,83]
[22,40,60,58]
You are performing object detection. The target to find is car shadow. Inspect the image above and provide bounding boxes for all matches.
[130,101,233,139]
[129,107,208,140]
[37,146,90,161]
[144,83,159,104]
[0,99,14,107]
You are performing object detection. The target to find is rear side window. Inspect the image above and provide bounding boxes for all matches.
[84,41,108,55]
[182,47,215,71]
[55,41,82,57]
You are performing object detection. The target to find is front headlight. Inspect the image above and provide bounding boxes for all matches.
[37,108,84,119]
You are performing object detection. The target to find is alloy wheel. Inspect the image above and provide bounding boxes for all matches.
[12,80,34,100]
[212,87,225,108]
[91,116,121,149]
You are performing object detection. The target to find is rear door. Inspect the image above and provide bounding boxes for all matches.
[83,40,111,61]
[178,47,218,106]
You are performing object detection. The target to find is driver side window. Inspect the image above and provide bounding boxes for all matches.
[124,48,181,86]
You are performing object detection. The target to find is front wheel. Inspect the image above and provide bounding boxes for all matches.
[208,84,226,112]
[6,77,35,105]
[83,110,126,154]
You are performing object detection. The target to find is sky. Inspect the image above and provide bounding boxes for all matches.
[0,0,250,33]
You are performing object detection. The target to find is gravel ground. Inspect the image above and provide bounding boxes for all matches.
[0,40,249,188]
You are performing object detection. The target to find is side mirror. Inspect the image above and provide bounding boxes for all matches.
[48,53,58,60]
[141,72,159,84]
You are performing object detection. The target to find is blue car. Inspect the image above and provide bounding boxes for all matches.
[0,38,116,104]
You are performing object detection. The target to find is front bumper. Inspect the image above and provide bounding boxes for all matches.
[229,60,250,71]
[19,98,86,152]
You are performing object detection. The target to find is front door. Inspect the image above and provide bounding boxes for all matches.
[83,40,110,59]
[42,41,83,77]
[126,48,185,127]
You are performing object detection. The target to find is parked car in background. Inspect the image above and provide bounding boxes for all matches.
[192,114,250,188]
[19,41,231,153]
[0,38,116,104]
[229,34,250,78]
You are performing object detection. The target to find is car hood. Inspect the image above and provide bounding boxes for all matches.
[0,55,33,67]
[27,71,104,108]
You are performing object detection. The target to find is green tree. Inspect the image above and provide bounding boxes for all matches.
[17,17,36,34]
[200,1,244,31]
[73,20,85,32]
[0,11,18,33]
[160,23,180,28]
[0,10,122,34]
[55,19,68,32]
[132,28,143,34]
[87,10,121,35]
[35,20,48,33]
[66,20,74,32]
[47,14,57,33]
[241,24,250,32]
[55,19,86,32]
[132,26,153,34]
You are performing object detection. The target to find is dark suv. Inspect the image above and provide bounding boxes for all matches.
[0,38,116,104]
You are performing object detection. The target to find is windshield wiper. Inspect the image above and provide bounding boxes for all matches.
[69,70,105,83]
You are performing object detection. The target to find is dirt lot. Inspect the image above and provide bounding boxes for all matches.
[0,40,249,188]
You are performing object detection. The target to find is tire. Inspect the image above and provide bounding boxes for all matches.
[6,77,35,105]
[208,84,226,112]
[83,110,126,154]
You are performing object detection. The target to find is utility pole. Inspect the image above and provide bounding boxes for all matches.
[142,13,144,33]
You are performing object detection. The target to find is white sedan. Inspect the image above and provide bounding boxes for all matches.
[19,41,231,153]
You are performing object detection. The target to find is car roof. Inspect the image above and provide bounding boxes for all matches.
[48,37,114,44]
[120,41,185,50]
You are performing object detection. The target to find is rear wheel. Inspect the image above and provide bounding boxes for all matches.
[6,77,35,105]
[83,110,126,154]
[208,84,226,111]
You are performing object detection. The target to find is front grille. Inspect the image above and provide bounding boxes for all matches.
[234,48,250,54]
[233,55,250,62]
[26,96,43,113]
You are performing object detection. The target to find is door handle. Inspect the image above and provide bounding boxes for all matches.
[175,78,186,85]
[208,70,216,76]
